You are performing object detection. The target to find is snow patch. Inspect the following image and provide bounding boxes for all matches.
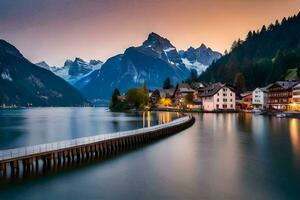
[163,47,175,52]
[181,58,208,75]
[1,70,13,82]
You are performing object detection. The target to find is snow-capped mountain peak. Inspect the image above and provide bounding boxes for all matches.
[35,58,103,87]
[35,61,51,70]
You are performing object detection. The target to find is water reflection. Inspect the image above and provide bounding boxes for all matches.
[0,108,178,150]
[1,113,300,199]
[289,119,300,158]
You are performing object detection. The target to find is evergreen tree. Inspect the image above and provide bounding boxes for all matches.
[234,73,246,94]
[199,12,300,90]
[246,31,253,40]
[163,77,173,89]
[261,25,267,33]
[109,88,121,108]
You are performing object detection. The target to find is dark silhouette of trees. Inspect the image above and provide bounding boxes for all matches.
[163,77,173,89]
[199,12,300,91]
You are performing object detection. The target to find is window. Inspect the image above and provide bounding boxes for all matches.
[216,104,219,109]
[231,104,233,108]
[217,98,219,102]
[223,98,227,102]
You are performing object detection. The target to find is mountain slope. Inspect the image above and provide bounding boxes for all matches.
[80,32,222,101]
[80,33,192,100]
[179,44,222,74]
[0,39,89,106]
[199,12,300,90]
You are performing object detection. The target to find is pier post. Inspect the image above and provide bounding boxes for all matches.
[58,152,63,166]
[35,156,40,172]
[63,151,69,164]
[91,145,96,159]
[0,162,6,177]
[10,160,19,177]
[100,143,104,156]
[95,144,100,157]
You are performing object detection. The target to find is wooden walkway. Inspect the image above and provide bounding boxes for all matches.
[0,116,195,178]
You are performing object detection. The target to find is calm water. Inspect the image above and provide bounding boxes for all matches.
[0,107,178,149]
[1,110,300,199]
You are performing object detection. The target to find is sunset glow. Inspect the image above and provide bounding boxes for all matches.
[0,0,299,66]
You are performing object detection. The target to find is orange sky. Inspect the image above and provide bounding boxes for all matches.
[0,0,299,66]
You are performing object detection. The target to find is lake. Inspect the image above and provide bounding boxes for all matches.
[0,107,179,149]
[0,109,300,199]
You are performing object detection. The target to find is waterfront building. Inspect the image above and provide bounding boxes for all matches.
[192,82,207,109]
[292,82,300,111]
[200,83,236,111]
[149,89,161,106]
[240,92,253,109]
[173,83,195,105]
[158,88,175,99]
[266,80,299,111]
[252,87,268,109]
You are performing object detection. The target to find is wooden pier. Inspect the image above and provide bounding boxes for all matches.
[0,116,195,178]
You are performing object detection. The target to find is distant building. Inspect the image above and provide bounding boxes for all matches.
[149,89,161,105]
[158,89,175,99]
[200,83,236,111]
[173,83,195,105]
[266,80,299,111]
[240,92,253,109]
[292,82,300,111]
[193,82,207,109]
[252,87,268,109]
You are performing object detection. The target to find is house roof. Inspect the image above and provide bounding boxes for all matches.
[259,87,268,92]
[200,82,235,97]
[240,91,252,97]
[266,80,299,90]
[158,89,175,98]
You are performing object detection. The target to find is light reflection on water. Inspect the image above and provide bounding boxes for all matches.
[0,108,178,150]
[289,119,300,164]
[0,112,300,199]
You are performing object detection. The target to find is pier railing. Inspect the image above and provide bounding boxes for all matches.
[0,116,190,162]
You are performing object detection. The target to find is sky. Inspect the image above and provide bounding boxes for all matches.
[0,0,299,66]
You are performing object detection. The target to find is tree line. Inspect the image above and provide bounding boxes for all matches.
[199,12,300,92]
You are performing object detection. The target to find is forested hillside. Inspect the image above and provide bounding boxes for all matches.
[199,12,300,92]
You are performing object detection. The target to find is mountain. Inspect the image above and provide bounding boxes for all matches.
[0,39,89,106]
[35,61,51,70]
[179,44,222,74]
[80,32,221,101]
[36,58,103,87]
[80,33,192,100]
[199,12,300,91]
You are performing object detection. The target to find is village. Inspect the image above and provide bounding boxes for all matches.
[144,79,300,116]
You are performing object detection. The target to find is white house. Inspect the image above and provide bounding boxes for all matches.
[252,87,268,109]
[200,83,236,111]
[292,82,300,111]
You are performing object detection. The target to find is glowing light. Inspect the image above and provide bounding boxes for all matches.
[289,119,300,157]
[159,98,172,107]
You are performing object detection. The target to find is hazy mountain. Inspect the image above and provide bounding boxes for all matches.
[36,58,103,88]
[0,39,89,106]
